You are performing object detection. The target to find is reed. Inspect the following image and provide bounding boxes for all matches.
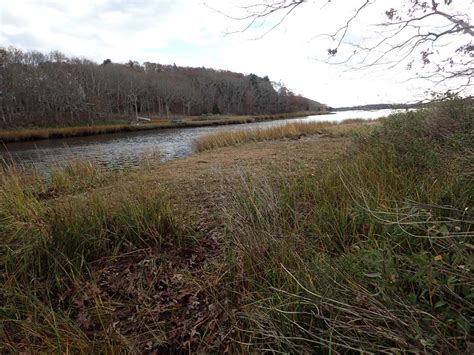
[0,123,162,143]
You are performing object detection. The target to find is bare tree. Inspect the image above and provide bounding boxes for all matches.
[216,0,473,96]
[0,46,327,128]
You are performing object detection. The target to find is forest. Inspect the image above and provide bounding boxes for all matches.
[0,47,326,128]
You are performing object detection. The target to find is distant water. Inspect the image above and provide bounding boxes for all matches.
[0,109,403,172]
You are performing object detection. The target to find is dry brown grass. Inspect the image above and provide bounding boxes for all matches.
[194,122,327,152]
[1,133,350,353]
[0,111,328,143]
[194,120,377,152]
[0,123,169,143]
[2,100,472,353]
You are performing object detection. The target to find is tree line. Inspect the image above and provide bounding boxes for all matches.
[0,47,326,128]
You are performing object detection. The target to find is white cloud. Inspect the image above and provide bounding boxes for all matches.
[0,0,472,106]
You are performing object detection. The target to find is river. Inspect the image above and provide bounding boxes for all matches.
[0,109,401,172]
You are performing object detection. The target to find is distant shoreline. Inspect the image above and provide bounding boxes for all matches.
[332,103,422,111]
[0,111,330,144]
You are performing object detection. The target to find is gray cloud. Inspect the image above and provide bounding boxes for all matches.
[1,0,181,58]
[77,0,179,32]
[0,8,27,27]
[1,31,48,50]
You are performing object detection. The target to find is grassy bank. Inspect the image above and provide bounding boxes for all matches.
[1,99,472,352]
[1,161,196,352]
[194,119,376,152]
[222,98,473,353]
[0,111,327,143]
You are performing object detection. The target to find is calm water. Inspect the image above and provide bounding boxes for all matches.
[0,109,400,171]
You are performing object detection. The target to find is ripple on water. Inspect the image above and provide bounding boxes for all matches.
[0,110,399,173]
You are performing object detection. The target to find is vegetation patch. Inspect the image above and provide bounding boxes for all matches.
[0,111,326,143]
[1,99,472,352]
[0,166,211,352]
[220,98,473,353]
[194,119,376,151]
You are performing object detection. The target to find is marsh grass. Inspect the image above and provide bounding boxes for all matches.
[48,160,114,195]
[1,160,194,352]
[1,190,192,352]
[0,159,120,202]
[187,111,326,123]
[194,119,377,152]
[1,99,472,352]
[222,99,473,353]
[0,111,327,143]
[194,122,326,152]
[0,124,146,142]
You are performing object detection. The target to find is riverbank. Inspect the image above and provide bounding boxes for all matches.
[0,111,328,143]
[193,118,376,151]
[1,100,472,353]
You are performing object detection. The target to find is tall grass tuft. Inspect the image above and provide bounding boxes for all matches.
[1,161,191,352]
[49,160,110,194]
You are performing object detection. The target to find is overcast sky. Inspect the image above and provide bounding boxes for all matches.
[1,0,472,107]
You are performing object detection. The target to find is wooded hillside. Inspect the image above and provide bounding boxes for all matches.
[0,47,327,127]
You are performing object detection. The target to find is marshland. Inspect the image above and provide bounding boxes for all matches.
[1,110,388,172]
[1,0,473,353]
[2,99,473,352]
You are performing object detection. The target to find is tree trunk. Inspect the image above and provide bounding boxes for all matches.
[158,97,163,117]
